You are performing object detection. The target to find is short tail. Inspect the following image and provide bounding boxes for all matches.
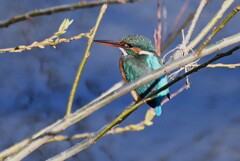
[154,105,162,116]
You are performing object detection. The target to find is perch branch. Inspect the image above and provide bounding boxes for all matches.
[48,45,240,161]
[53,84,189,143]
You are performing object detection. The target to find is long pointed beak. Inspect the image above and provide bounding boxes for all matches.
[94,40,125,48]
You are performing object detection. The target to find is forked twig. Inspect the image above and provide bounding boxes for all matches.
[0,19,90,53]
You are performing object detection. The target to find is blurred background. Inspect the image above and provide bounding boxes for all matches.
[0,0,240,160]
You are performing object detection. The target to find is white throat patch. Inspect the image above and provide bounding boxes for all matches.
[119,48,155,56]
[119,48,128,56]
[139,50,155,56]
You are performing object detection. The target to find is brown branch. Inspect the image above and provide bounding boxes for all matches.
[0,0,140,28]
[171,0,190,32]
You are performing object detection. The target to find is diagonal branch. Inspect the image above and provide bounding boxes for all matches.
[0,0,140,28]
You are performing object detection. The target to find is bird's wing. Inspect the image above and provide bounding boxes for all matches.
[119,55,167,100]
[119,56,141,101]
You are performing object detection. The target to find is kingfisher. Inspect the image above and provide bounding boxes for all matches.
[94,35,170,116]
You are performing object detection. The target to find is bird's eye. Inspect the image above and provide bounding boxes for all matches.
[120,41,132,48]
[124,43,132,48]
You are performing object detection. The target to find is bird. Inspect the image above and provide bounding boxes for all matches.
[94,35,170,116]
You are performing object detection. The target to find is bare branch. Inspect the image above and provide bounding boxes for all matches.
[23,83,188,144]
[0,0,140,28]
[65,4,108,116]
[0,27,91,53]
[185,0,207,43]
[171,0,190,32]
[192,63,240,68]
[154,0,162,56]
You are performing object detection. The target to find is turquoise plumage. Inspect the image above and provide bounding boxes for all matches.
[120,49,169,116]
[94,35,169,116]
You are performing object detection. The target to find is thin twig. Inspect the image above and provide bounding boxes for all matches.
[171,0,190,33]
[154,0,162,56]
[161,12,194,52]
[48,45,240,161]
[185,0,207,43]
[0,0,140,28]
[0,27,91,54]
[191,63,240,68]
[65,4,108,116]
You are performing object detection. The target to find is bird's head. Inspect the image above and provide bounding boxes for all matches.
[94,35,156,56]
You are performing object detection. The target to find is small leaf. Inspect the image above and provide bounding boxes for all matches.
[56,18,73,36]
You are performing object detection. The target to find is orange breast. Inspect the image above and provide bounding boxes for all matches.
[119,57,141,102]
